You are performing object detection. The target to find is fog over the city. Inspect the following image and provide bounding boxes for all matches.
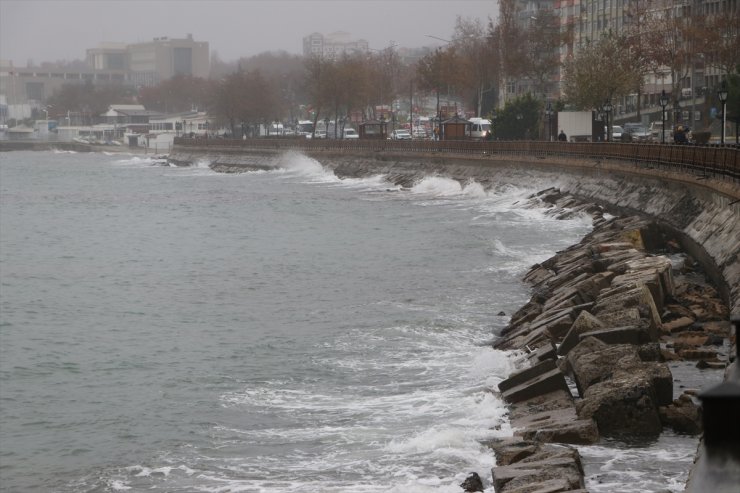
[0,0,498,66]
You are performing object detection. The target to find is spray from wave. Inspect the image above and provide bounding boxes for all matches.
[410,176,487,198]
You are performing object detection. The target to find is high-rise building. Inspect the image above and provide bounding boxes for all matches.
[126,34,209,86]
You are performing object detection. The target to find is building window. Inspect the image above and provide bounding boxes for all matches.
[173,47,192,76]
[26,81,44,100]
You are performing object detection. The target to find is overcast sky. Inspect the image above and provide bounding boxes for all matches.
[0,0,498,66]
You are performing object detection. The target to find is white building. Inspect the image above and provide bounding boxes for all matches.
[302,32,369,59]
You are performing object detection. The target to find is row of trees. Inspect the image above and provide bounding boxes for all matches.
[46,2,738,137]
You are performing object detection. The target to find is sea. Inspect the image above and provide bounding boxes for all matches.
[0,150,701,492]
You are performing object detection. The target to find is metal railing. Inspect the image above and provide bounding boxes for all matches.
[173,138,740,183]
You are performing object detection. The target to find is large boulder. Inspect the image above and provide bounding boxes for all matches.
[566,339,640,396]
[511,406,599,445]
[557,311,605,357]
[566,338,672,404]
[592,284,662,337]
[576,371,663,438]
[491,445,585,493]
[659,393,703,435]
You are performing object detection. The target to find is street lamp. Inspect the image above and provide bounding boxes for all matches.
[544,102,553,141]
[603,99,613,142]
[718,81,728,146]
[659,90,669,144]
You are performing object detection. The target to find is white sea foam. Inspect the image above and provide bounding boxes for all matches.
[579,435,696,492]
[410,176,487,198]
[111,156,163,167]
[53,149,78,154]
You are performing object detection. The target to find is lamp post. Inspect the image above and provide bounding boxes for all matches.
[718,81,728,146]
[545,102,553,141]
[603,99,612,142]
[659,90,669,144]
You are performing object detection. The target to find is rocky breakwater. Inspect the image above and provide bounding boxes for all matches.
[487,188,731,493]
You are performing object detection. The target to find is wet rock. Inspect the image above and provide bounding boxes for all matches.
[661,316,695,333]
[511,406,599,445]
[592,284,662,336]
[491,445,585,493]
[460,472,484,492]
[678,348,719,361]
[674,331,711,347]
[637,342,663,362]
[487,438,539,466]
[501,367,571,404]
[557,311,606,357]
[576,372,663,438]
[579,325,653,346]
[499,359,557,393]
[659,393,703,434]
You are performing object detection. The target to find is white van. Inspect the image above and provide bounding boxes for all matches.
[343,128,359,139]
[469,117,492,140]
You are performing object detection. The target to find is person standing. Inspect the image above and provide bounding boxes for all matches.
[558,130,567,142]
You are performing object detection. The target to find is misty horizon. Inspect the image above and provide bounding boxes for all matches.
[0,0,498,67]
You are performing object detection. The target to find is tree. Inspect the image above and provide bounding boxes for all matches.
[210,69,276,137]
[522,10,564,99]
[491,93,542,140]
[451,16,499,117]
[415,46,462,119]
[562,31,639,110]
[138,75,211,113]
[644,10,695,116]
[696,6,740,77]
[46,80,136,124]
[496,0,528,105]
[620,1,668,118]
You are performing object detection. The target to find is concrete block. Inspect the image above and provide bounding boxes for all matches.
[502,368,570,404]
[499,359,558,393]
[557,311,606,357]
[579,325,652,346]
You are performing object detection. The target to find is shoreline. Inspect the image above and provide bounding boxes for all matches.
[486,189,731,492]
[6,145,737,490]
[177,147,738,492]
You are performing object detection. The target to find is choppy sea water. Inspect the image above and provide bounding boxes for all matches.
[0,150,699,492]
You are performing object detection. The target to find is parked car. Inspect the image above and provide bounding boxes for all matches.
[649,121,672,142]
[390,129,412,140]
[412,127,428,139]
[610,125,624,141]
[623,123,651,142]
[342,128,359,139]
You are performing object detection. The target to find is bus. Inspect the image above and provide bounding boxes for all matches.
[296,120,314,137]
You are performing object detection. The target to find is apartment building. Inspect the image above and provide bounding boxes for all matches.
[302,32,369,59]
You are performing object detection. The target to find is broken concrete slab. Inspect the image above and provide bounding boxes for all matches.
[502,368,571,404]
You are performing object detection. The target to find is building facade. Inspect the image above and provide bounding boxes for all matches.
[302,32,369,59]
[0,35,209,113]
[502,0,736,126]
